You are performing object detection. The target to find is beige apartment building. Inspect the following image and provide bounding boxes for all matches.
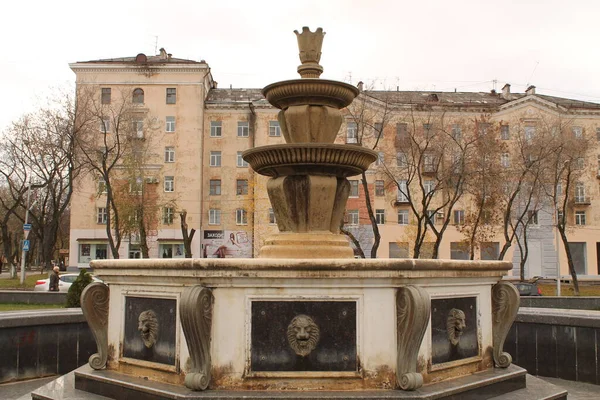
[69,51,600,278]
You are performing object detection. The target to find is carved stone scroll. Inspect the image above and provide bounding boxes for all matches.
[180,286,214,391]
[492,281,519,368]
[81,282,109,370]
[396,285,430,390]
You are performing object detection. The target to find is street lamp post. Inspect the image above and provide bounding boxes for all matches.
[20,181,32,285]
[555,200,562,296]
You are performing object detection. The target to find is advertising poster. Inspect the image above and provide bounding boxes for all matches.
[202,230,252,258]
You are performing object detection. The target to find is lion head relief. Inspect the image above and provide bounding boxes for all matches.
[446,308,466,346]
[287,314,320,357]
[138,309,159,348]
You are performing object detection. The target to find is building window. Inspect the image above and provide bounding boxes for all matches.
[129,177,143,194]
[269,208,276,224]
[100,118,110,133]
[454,210,465,225]
[452,124,462,140]
[236,208,248,225]
[349,180,359,197]
[397,209,409,225]
[572,126,583,138]
[209,209,221,225]
[347,122,358,143]
[397,152,407,167]
[576,157,584,169]
[373,122,383,135]
[238,121,249,137]
[575,182,586,203]
[166,88,176,104]
[209,179,221,195]
[525,126,535,143]
[375,209,385,224]
[132,120,144,139]
[501,153,510,167]
[210,121,222,137]
[97,177,107,194]
[164,176,174,192]
[423,123,432,137]
[596,128,600,141]
[210,151,221,167]
[500,125,510,140]
[79,243,107,263]
[423,154,435,172]
[478,122,490,136]
[389,242,409,258]
[424,180,435,195]
[164,147,175,163]
[237,151,248,167]
[426,210,436,224]
[375,151,384,166]
[101,88,111,104]
[166,116,176,132]
[236,179,248,195]
[347,210,359,225]
[575,211,586,226]
[396,123,408,139]
[97,207,107,224]
[375,180,385,196]
[163,207,174,225]
[269,121,281,137]
[397,180,408,202]
[481,242,500,260]
[450,242,469,260]
[527,210,539,225]
[133,88,144,104]
[160,243,184,258]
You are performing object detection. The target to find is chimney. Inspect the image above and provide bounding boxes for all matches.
[159,48,168,59]
[526,85,536,95]
[167,53,172,60]
[357,81,364,92]
[501,83,511,100]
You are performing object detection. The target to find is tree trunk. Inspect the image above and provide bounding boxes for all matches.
[180,210,196,258]
[558,226,580,295]
[340,226,365,258]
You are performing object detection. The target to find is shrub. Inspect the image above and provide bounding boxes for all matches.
[66,269,93,308]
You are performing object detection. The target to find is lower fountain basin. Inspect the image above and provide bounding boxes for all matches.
[242,143,377,178]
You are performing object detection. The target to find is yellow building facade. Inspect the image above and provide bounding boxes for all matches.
[69,53,600,278]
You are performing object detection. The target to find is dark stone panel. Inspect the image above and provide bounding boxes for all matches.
[515,323,536,375]
[575,326,597,384]
[504,323,517,364]
[17,325,40,380]
[38,325,59,376]
[123,296,177,366]
[555,325,577,381]
[58,324,79,374]
[535,324,557,378]
[77,323,96,366]
[0,327,19,382]
[251,301,357,372]
[431,297,478,365]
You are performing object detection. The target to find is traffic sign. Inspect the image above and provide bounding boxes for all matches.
[23,224,32,231]
[23,240,30,252]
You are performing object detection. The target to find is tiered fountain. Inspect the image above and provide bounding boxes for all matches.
[32,27,566,400]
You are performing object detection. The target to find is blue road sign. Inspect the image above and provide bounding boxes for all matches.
[23,224,32,231]
[23,240,30,251]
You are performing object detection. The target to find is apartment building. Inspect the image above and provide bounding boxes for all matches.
[68,52,600,278]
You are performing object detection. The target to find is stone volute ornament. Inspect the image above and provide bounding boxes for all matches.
[243,27,377,259]
[80,282,110,370]
[491,281,519,368]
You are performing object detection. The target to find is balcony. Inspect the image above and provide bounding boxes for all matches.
[573,196,591,205]
[421,165,436,175]
[394,197,410,206]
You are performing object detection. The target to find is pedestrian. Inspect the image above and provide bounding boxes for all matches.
[49,266,60,292]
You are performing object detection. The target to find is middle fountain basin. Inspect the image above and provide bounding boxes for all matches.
[92,257,510,390]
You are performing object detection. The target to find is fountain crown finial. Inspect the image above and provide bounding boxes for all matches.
[294,26,325,78]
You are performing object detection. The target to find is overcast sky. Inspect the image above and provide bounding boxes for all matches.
[2,0,600,131]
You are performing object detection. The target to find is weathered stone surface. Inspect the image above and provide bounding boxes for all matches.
[81,282,109,370]
[492,281,519,368]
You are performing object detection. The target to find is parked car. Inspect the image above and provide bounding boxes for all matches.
[34,273,101,292]
[515,282,542,296]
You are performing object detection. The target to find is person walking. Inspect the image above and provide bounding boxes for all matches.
[49,266,60,291]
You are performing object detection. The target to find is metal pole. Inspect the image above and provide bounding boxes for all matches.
[20,181,32,285]
[555,200,561,296]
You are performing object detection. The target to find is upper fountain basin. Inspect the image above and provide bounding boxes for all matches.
[262,79,359,110]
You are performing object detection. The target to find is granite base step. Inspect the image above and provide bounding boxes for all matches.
[26,363,567,400]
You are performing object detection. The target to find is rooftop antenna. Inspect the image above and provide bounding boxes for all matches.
[154,36,159,55]
[526,61,539,87]
[492,79,497,91]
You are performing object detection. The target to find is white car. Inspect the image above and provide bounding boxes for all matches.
[34,273,101,292]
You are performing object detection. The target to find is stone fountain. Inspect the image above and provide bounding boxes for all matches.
[32,27,566,400]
